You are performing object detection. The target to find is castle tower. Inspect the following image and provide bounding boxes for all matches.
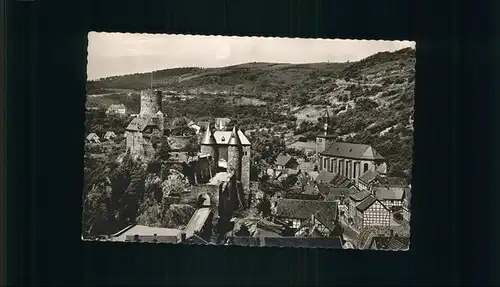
[239,129,251,193]
[200,123,219,172]
[227,126,242,181]
[140,89,162,116]
[316,107,336,157]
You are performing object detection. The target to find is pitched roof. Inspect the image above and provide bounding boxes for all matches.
[349,190,372,202]
[320,142,385,160]
[359,170,381,184]
[275,199,338,222]
[301,184,318,196]
[316,171,337,183]
[126,115,156,132]
[226,236,344,249]
[276,155,293,166]
[184,234,209,245]
[104,131,116,138]
[200,123,217,145]
[227,126,242,145]
[307,171,320,180]
[111,225,182,242]
[185,207,212,238]
[213,130,251,146]
[318,185,354,200]
[374,186,406,201]
[356,195,378,212]
[86,133,99,140]
[377,176,408,187]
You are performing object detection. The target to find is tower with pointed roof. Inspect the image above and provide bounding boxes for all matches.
[200,123,219,172]
[316,107,336,156]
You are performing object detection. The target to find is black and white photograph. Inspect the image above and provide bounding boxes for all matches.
[83,32,415,250]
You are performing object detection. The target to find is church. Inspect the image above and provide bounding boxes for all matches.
[316,108,387,183]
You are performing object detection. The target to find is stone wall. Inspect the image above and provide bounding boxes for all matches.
[241,146,251,192]
[227,145,242,181]
[140,89,160,116]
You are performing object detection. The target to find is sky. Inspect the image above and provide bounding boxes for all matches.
[87,32,415,80]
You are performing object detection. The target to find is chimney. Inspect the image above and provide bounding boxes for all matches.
[180,232,187,242]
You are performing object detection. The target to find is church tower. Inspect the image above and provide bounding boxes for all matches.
[227,126,243,181]
[200,123,219,172]
[316,107,336,155]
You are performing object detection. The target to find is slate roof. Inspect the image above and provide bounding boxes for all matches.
[349,190,372,202]
[213,130,251,146]
[318,185,355,200]
[359,170,381,184]
[275,199,338,223]
[200,123,217,145]
[320,142,385,160]
[356,195,378,212]
[374,186,406,201]
[126,115,156,132]
[226,236,344,249]
[315,171,353,188]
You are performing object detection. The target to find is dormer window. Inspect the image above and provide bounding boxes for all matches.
[221,136,225,142]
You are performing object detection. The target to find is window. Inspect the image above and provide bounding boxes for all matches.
[318,139,323,142]
[363,163,369,173]
[353,163,357,179]
[329,159,334,172]
[345,163,349,178]
[323,158,328,170]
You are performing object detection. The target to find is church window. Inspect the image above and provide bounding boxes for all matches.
[364,163,369,173]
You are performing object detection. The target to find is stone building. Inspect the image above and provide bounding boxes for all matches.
[125,89,165,160]
[200,124,251,192]
[315,106,387,183]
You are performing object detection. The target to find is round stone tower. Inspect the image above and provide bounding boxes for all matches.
[227,126,242,181]
[200,123,219,171]
[140,89,161,116]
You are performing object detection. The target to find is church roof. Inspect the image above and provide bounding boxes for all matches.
[320,142,385,160]
[200,123,217,145]
[228,126,242,146]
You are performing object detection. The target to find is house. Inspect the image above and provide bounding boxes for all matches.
[402,188,412,221]
[357,170,384,191]
[294,212,342,238]
[315,171,356,189]
[272,198,339,231]
[318,141,387,182]
[373,186,407,210]
[188,123,202,134]
[110,225,183,243]
[225,236,345,249]
[275,155,300,171]
[86,133,100,143]
[353,194,391,230]
[215,117,231,130]
[366,232,410,251]
[103,131,117,141]
[347,190,372,220]
[317,185,355,203]
[299,184,322,200]
[106,104,127,115]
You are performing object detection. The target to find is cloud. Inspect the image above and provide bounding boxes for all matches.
[87,32,415,80]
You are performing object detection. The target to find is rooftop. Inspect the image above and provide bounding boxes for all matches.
[213,130,251,146]
[374,186,406,201]
[275,155,295,166]
[355,194,378,212]
[320,142,385,161]
[359,170,381,184]
[184,207,212,238]
[226,236,344,249]
[275,198,338,223]
[349,190,372,202]
[110,225,182,242]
